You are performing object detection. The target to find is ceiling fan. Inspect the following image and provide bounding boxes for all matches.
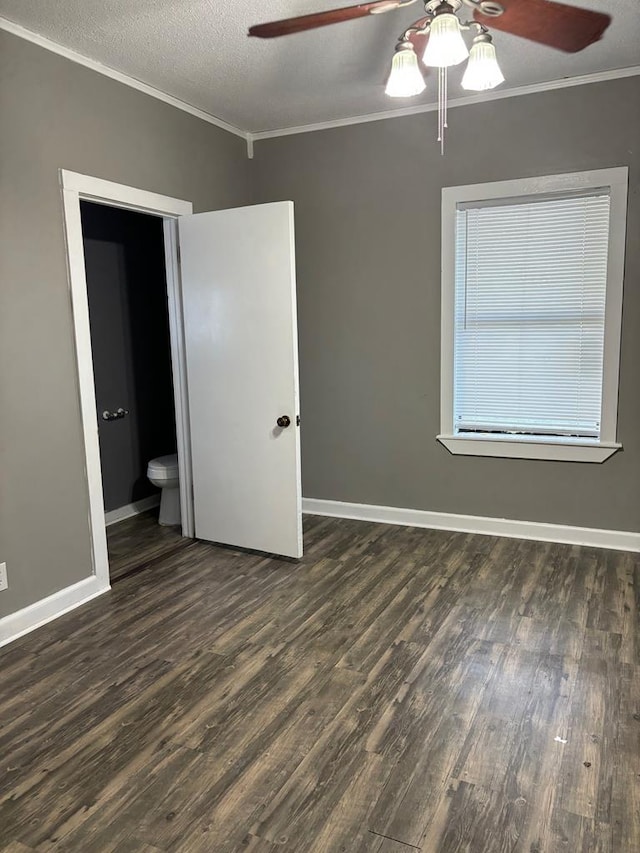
[248,0,611,151]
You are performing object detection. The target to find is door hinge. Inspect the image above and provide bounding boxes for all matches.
[296,415,300,426]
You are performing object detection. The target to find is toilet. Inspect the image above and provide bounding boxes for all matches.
[147,453,181,526]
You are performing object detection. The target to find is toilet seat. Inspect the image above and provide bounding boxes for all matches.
[147,453,179,480]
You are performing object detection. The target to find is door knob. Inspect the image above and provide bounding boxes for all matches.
[276,415,291,428]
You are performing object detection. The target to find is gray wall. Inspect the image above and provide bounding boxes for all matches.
[82,202,176,513]
[0,30,252,618]
[1,27,638,624]
[252,76,640,533]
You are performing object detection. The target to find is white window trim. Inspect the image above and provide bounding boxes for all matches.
[438,167,628,463]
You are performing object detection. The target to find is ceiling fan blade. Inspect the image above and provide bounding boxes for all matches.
[474,0,611,53]
[249,0,404,38]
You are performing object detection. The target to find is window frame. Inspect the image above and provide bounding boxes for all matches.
[438,168,628,463]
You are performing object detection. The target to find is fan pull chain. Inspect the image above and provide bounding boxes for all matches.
[437,66,442,149]
[437,66,448,156]
[444,64,448,132]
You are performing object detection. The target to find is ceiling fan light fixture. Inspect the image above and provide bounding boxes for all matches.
[461,34,505,90]
[249,0,613,152]
[423,11,469,68]
[385,44,426,97]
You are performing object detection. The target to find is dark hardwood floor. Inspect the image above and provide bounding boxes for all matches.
[106,510,189,584]
[1,513,638,852]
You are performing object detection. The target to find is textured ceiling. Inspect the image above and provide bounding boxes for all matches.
[0,0,638,133]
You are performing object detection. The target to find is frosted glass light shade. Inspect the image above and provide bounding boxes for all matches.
[423,13,469,68]
[385,48,426,97]
[461,40,505,90]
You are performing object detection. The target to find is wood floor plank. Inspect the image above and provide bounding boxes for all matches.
[543,809,613,853]
[43,742,205,852]
[250,642,426,846]
[0,653,176,797]
[365,637,505,847]
[139,667,363,851]
[608,662,640,852]
[304,752,389,852]
[617,551,639,666]
[426,779,528,853]
[553,657,620,822]
[1,651,229,847]
[0,513,638,852]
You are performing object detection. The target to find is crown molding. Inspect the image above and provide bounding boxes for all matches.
[250,65,640,141]
[0,16,248,141]
[3,15,637,154]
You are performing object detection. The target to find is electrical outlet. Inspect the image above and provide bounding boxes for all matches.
[0,562,7,592]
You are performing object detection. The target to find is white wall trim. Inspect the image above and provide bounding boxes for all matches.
[0,575,110,649]
[163,219,195,539]
[436,434,621,463]
[105,495,161,527]
[61,171,194,215]
[60,170,194,591]
[0,16,247,141]
[302,498,640,553]
[250,65,640,140]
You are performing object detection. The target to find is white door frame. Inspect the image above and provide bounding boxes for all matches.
[60,169,194,590]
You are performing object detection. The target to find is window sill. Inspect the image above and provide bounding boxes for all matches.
[436,434,621,463]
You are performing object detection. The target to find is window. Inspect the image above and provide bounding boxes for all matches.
[438,169,628,462]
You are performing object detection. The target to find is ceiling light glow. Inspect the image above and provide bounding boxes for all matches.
[386,45,427,97]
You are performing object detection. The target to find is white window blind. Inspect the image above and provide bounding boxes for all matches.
[453,191,611,439]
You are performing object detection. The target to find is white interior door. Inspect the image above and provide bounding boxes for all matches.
[178,202,302,558]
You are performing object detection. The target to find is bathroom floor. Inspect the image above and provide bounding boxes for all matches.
[107,509,186,583]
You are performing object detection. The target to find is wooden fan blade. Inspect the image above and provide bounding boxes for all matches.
[474,0,611,53]
[249,0,403,38]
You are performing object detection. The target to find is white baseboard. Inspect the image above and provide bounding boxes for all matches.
[105,495,160,526]
[302,498,640,553]
[0,575,110,649]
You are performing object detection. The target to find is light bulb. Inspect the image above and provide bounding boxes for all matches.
[385,46,426,98]
[423,12,469,68]
[461,37,505,90]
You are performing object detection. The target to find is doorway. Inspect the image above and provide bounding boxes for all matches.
[81,201,178,541]
[61,171,195,592]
